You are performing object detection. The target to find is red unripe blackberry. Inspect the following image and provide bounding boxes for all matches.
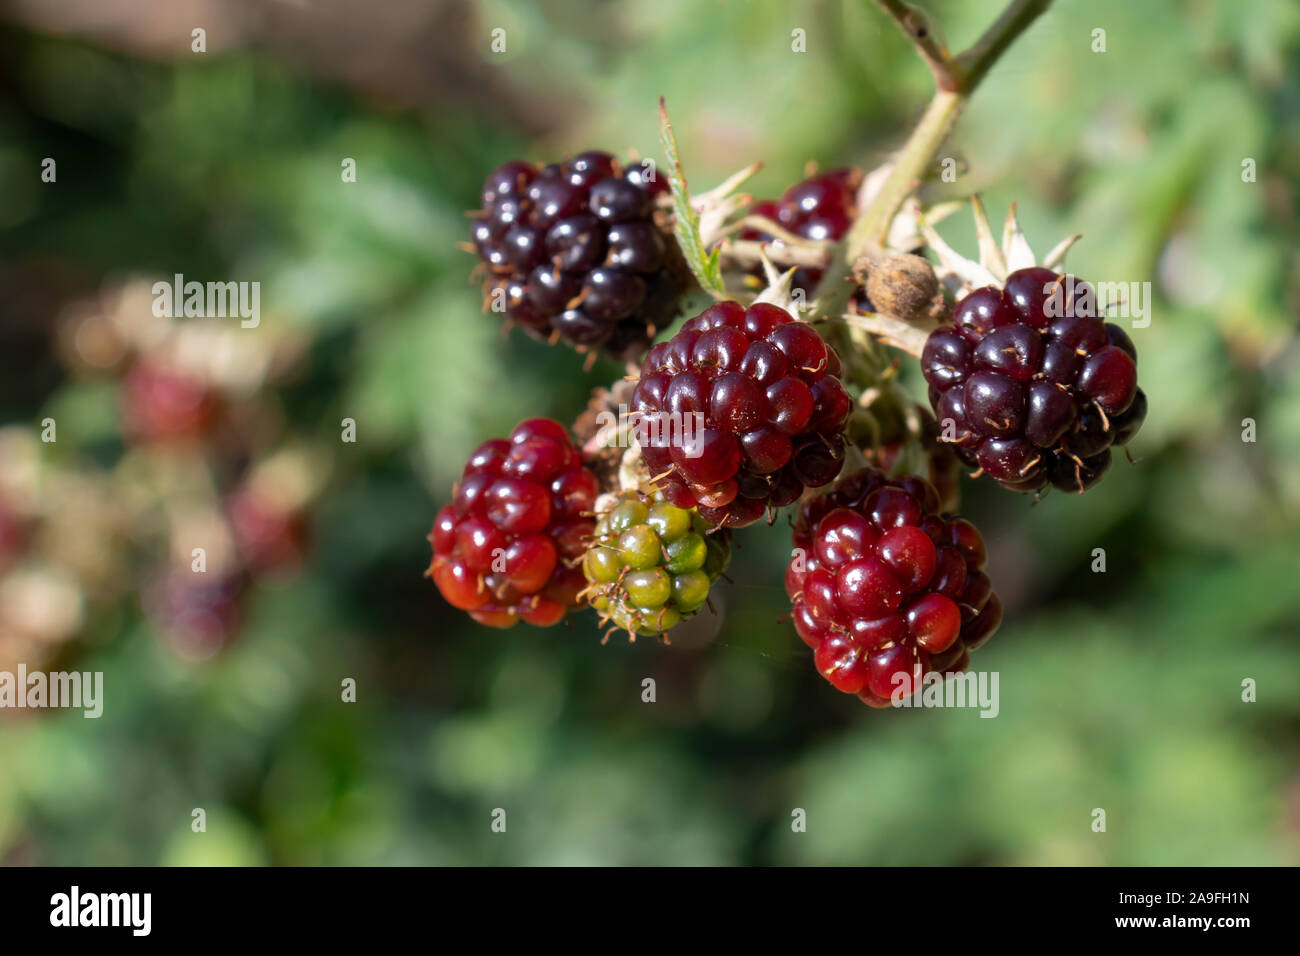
[427,418,598,628]
[120,361,220,444]
[470,153,681,360]
[922,267,1146,493]
[225,484,309,575]
[633,301,851,528]
[786,468,1002,707]
[744,167,861,295]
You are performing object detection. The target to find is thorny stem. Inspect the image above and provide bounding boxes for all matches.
[811,0,1053,444]
[872,0,958,90]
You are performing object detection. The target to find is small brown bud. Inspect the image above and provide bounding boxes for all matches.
[857,252,946,323]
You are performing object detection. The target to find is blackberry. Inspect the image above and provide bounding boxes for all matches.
[632,300,852,528]
[427,418,598,628]
[743,167,861,295]
[582,490,730,640]
[786,468,1002,707]
[469,152,681,360]
[921,267,1146,493]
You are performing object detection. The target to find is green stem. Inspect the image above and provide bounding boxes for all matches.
[814,0,1053,354]
[815,89,965,325]
[809,0,1052,465]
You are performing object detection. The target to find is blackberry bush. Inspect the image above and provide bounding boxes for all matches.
[921,267,1147,493]
[469,152,684,359]
[786,468,1002,707]
[582,490,730,640]
[430,0,1140,714]
[633,300,852,528]
[427,418,598,628]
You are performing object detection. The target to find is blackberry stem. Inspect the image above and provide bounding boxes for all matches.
[816,0,1053,330]
[872,0,959,91]
[809,0,1053,462]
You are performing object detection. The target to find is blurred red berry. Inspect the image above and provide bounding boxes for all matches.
[120,361,220,443]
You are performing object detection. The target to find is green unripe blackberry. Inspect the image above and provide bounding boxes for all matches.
[582,490,731,640]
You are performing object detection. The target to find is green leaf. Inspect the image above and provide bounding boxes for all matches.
[658,98,727,300]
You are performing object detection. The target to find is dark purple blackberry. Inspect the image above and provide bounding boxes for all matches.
[469,152,680,360]
[741,167,860,296]
[921,267,1146,494]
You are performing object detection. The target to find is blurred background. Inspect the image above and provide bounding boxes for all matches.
[0,0,1298,865]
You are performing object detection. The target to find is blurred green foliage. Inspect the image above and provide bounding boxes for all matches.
[1,0,1298,865]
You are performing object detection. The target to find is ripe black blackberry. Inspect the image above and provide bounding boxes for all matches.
[469,153,684,360]
[921,267,1146,493]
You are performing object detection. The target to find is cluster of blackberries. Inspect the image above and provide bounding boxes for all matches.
[921,267,1147,493]
[786,468,1001,707]
[470,153,682,359]
[434,149,1150,714]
